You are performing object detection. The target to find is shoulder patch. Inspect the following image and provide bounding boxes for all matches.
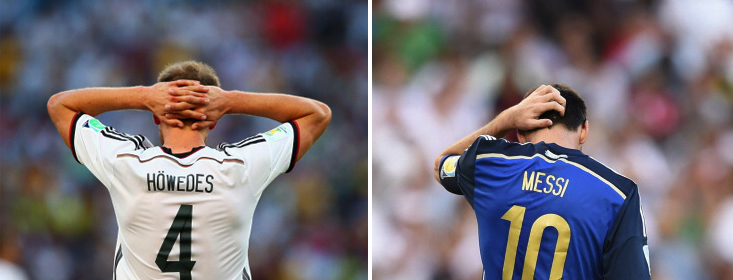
[440,155,460,179]
[262,125,288,141]
[82,118,107,132]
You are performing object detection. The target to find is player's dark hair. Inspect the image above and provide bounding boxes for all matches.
[157,60,220,86]
[524,84,587,131]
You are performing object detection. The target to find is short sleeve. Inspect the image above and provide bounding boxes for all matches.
[602,186,651,280]
[438,135,503,204]
[217,122,299,194]
[438,155,461,194]
[71,113,153,186]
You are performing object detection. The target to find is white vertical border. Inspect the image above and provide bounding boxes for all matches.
[367,0,373,278]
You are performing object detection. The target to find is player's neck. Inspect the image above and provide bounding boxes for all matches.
[523,127,580,150]
[160,126,207,153]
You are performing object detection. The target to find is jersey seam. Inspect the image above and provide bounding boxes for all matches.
[117,153,244,167]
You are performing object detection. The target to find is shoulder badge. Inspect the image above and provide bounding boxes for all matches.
[82,118,107,132]
[262,125,288,141]
[440,155,460,179]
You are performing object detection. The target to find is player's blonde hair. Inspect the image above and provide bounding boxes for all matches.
[157,60,220,87]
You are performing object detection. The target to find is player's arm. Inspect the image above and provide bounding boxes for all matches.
[167,87,331,161]
[433,85,566,183]
[47,80,208,149]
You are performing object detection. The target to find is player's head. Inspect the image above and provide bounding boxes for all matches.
[154,61,220,144]
[518,84,589,149]
[158,60,220,87]
[155,60,220,129]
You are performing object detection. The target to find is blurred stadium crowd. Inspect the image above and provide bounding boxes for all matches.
[373,0,733,279]
[0,0,367,279]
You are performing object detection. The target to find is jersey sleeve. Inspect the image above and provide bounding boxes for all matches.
[602,185,651,280]
[71,113,153,186]
[438,154,461,194]
[438,135,503,205]
[217,121,299,196]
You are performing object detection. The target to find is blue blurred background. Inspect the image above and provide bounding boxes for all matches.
[372,0,733,279]
[0,0,367,279]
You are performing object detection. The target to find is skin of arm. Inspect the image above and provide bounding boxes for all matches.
[166,87,332,161]
[47,80,208,149]
[433,85,567,182]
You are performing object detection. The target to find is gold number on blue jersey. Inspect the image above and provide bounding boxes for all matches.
[501,205,571,280]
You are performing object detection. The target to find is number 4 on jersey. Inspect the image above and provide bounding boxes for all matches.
[156,205,196,280]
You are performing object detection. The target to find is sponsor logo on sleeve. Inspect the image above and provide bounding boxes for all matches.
[440,156,459,179]
[262,125,288,141]
[82,118,107,132]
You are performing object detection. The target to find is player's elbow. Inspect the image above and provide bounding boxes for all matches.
[47,92,64,118]
[311,100,332,132]
[433,155,443,183]
[298,100,331,145]
[316,101,332,126]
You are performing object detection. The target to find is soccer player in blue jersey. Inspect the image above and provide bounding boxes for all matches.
[435,84,650,279]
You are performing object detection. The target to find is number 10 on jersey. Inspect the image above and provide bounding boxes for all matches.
[501,205,571,280]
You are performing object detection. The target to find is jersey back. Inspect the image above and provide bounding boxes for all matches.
[71,114,299,280]
[439,136,650,280]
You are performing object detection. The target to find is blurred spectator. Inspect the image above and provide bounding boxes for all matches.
[374,0,733,279]
[0,0,367,279]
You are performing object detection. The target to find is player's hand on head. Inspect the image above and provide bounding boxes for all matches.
[162,85,227,130]
[145,80,204,127]
[166,86,210,110]
[510,85,566,131]
[161,82,214,124]
[188,86,227,130]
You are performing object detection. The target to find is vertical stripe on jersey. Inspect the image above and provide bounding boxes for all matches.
[114,244,123,280]
[243,267,251,280]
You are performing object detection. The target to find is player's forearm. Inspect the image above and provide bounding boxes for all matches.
[223,90,329,123]
[47,86,150,148]
[49,86,148,116]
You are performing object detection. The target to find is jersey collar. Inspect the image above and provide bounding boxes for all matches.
[160,146,205,159]
[540,142,585,157]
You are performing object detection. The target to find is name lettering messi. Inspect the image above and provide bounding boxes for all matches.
[522,170,569,197]
[147,171,214,193]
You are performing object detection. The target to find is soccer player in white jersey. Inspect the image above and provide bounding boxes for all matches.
[47,61,331,280]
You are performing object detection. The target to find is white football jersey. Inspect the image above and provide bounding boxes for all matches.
[70,113,299,280]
